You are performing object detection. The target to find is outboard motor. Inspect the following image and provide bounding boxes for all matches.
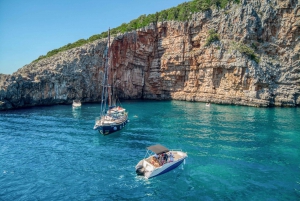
[135,165,145,176]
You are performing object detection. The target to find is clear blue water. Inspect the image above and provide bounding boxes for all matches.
[0,100,299,201]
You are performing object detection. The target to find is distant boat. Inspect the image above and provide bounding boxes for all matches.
[72,100,81,108]
[93,29,128,135]
[206,103,210,107]
[135,144,188,179]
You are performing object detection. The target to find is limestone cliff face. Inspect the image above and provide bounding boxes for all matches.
[0,0,299,110]
[0,40,106,109]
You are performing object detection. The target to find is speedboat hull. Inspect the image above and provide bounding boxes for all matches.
[72,105,81,109]
[135,150,187,179]
[146,157,185,178]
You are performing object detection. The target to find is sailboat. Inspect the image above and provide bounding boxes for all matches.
[93,29,128,135]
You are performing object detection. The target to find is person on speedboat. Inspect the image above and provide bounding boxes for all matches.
[169,152,174,162]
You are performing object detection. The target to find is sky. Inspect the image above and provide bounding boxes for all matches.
[0,0,187,75]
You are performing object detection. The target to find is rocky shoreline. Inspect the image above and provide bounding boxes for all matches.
[1,0,299,110]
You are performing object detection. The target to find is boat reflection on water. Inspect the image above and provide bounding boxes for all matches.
[72,107,81,119]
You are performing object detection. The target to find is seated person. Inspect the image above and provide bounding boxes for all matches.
[169,152,174,162]
[151,156,160,167]
[163,153,168,163]
[158,154,164,165]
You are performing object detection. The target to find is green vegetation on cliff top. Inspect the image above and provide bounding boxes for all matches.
[33,0,240,63]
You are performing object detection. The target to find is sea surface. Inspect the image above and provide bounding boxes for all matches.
[0,100,299,201]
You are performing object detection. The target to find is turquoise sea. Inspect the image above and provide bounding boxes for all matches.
[0,100,299,200]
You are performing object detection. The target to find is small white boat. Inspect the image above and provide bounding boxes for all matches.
[135,144,187,179]
[206,103,210,107]
[72,100,81,108]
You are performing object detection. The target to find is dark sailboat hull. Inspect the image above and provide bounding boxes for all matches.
[94,117,129,135]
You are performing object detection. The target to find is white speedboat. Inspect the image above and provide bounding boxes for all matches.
[135,144,187,179]
[72,100,81,108]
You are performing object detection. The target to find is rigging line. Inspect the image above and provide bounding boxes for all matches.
[100,29,110,117]
[107,28,113,107]
[111,43,116,107]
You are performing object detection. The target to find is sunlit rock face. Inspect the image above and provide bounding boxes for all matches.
[0,40,107,110]
[0,0,299,110]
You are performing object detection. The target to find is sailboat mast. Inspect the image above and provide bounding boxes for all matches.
[99,29,110,117]
[107,28,112,107]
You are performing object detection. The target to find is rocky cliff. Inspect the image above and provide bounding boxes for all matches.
[0,0,299,110]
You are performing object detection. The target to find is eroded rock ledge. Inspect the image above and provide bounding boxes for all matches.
[0,0,299,110]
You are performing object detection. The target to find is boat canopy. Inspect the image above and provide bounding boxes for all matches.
[147,144,169,154]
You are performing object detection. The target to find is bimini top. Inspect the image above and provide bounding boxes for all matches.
[147,144,169,154]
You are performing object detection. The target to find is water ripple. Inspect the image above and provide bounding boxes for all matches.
[0,101,299,200]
